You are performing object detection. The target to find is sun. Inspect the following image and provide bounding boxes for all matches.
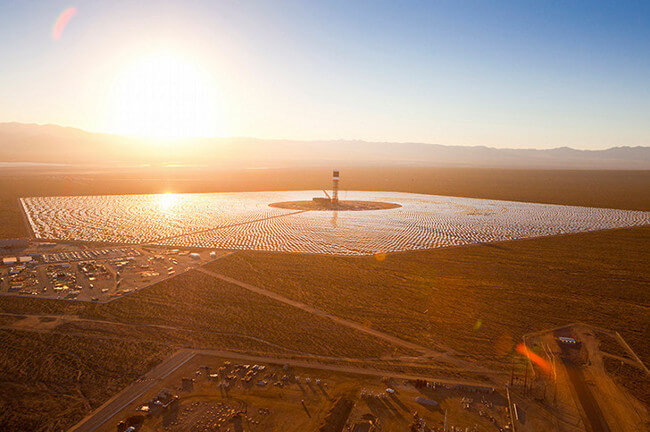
[107,51,220,138]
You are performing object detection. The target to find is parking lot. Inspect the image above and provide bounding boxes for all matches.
[88,352,510,432]
[0,244,227,302]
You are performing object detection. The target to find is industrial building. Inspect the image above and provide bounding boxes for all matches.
[2,256,18,265]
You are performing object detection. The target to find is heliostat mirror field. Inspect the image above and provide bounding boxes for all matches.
[21,191,650,255]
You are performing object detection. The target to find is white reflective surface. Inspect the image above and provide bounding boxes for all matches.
[21,191,650,255]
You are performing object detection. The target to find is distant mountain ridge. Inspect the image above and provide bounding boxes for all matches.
[1,122,649,169]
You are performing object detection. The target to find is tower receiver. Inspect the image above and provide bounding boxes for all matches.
[332,169,339,206]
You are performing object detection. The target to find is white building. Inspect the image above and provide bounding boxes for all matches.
[2,257,18,265]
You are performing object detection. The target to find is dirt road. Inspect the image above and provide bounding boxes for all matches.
[562,358,612,432]
[196,267,500,378]
[196,268,438,357]
[66,348,495,432]
[0,312,311,354]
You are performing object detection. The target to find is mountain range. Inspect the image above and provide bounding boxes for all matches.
[1,122,648,170]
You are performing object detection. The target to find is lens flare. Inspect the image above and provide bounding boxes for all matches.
[53,7,77,40]
[516,343,551,373]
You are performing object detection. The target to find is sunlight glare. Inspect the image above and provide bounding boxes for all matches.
[107,52,220,138]
[157,193,180,213]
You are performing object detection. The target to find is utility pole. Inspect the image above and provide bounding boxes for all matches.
[543,342,558,405]
[443,409,447,432]
[552,354,557,404]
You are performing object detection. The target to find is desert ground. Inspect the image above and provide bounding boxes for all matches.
[0,166,648,431]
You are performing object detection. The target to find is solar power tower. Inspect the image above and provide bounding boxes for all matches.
[332,170,340,206]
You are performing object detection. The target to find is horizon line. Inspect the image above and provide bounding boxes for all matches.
[2,121,648,153]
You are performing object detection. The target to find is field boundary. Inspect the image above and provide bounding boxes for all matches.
[18,197,36,239]
[18,192,650,256]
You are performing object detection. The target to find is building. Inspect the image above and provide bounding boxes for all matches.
[2,257,18,265]
[558,336,579,345]
[414,396,438,406]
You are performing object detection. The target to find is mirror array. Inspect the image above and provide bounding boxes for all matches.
[21,191,650,255]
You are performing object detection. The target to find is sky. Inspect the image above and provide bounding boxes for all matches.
[0,0,649,149]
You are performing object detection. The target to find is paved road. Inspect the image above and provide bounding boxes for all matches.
[68,350,196,432]
[67,348,495,432]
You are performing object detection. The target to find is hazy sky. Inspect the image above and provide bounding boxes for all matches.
[1,1,649,149]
